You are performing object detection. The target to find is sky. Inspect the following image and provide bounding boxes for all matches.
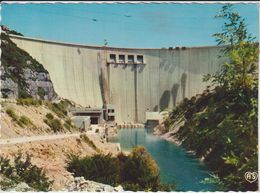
[1,2,259,48]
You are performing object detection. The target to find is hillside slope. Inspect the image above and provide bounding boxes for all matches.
[1,99,76,138]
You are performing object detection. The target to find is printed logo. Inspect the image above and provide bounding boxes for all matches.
[244,172,258,183]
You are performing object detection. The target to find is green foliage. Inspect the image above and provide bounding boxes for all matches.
[37,87,46,100]
[17,115,35,128]
[165,5,258,191]
[6,108,35,129]
[0,177,17,191]
[1,33,47,73]
[201,174,227,191]
[80,134,100,152]
[46,113,54,120]
[66,146,171,191]
[16,98,43,106]
[205,4,258,90]
[45,100,71,118]
[44,113,63,133]
[166,86,258,191]
[44,100,77,131]
[213,4,255,48]
[119,146,171,191]
[1,25,24,36]
[64,118,76,131]
[6,108,18,122]
[18,90,32,99]
[0,154,52,191]
[66,153,120,186]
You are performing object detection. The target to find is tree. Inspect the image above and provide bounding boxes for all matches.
[168,4,258,191]
[204,4,258,90]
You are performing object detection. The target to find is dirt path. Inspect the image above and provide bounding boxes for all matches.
[0,132,82,145]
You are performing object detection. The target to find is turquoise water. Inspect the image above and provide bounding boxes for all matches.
[109,128,215,191]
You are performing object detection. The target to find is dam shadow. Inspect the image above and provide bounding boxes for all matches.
[171,84,180,107]
[159,90,170,111]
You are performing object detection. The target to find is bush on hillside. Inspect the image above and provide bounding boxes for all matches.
[66,146,171,191]
[45,113,54,120]
[17,115,35,128]
[67,153,120,186]
[6,108,35,129]
[64,118,76,131]
[80,134,100,152]
[45,100,72,118]
[6,108,18,122]
[16,98,42,106]
[0,154,52,191]
[44,113,63,133]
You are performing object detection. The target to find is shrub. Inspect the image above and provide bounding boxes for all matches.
[66,146,171,191]
[6,108,18,122]
[51,119,63,132]
[18,90,32,99]
[0,177,17,190]
[6,108,36,129]
[44,113,63,133]
[119,146,168,191]
[0,154,52,191]
[46,113,54,120]
[80,134,100,152]
[37,87,46,99]
[45,100,71,118]
[17,115,34,128]
[44,118,63,133]
[66,153,120,186]
[16,98,42,106]
[64,118,75,131]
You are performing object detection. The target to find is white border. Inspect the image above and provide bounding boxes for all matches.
[0,1,259,193]
[1,1,260,4]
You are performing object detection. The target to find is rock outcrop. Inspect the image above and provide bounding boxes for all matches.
[1,26,56,100]
[6,182,35,192]
[64,176,124,192]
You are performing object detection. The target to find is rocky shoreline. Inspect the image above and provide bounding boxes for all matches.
[153,123,182,146]
[153,123,201,160]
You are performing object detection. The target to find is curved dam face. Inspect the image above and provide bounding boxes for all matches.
[10,35,226,123]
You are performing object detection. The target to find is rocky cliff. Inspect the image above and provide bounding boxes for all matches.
[1,26,56,100]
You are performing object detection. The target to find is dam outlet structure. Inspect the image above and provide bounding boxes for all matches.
[10,35,227,124]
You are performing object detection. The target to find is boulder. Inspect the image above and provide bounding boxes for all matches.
[65,176,124,192]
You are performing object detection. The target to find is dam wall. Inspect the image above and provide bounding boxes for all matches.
[10,35,226,123]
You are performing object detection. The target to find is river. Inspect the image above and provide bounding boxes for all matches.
[109,128,216,191]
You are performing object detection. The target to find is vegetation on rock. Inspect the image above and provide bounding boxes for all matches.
[164,5,258,191]
[66,146,171,191]
[0,154,53,191]
[1,26,56,99]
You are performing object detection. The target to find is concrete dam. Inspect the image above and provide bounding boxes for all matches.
[10,35,226,124]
